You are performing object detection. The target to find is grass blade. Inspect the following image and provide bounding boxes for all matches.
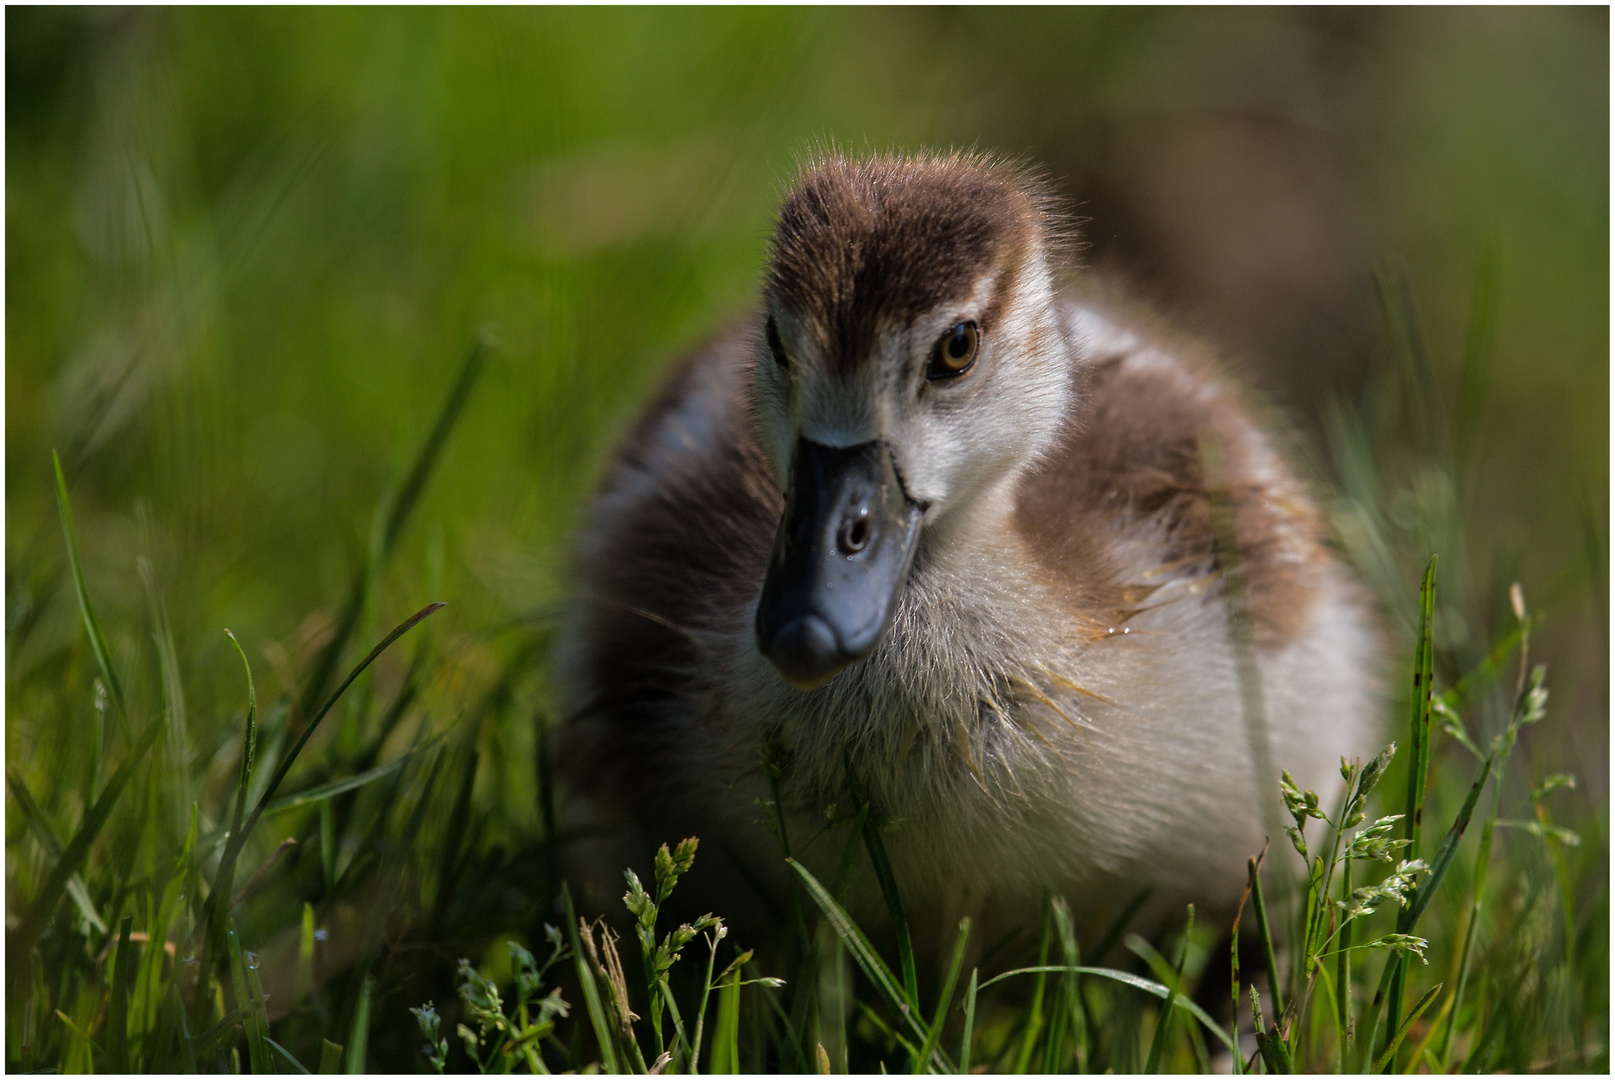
[5,768,108,934]
[9,713,163,954]
[1254,1029,1286,1075]
[845,767,919,1011]
[1250,851,1285,1020]
[344,973,374,1073]
[979,965,1238,1054]
[1403,556,1439,865]
[52,451,128,724]
[207,631,258,954]
[1144,906,1194,1073]
[55,1008,105,1065]
[225,629,259,824]
[1402,751,1495,931]
[785,858,948,1068]
[268,1037,313,1074]
[711,965,741,1074]
[106,913,136,1071]
[786,857,908,1017]
[1359,952,1400,1073]
[915,918,969,1074]
[228,922,272,1074]
[253,602,446,830]
[1090,885,1154,965]
[262,732,445,814]
[1386,556,1437,1062]
[1230,860,1255,1075]
[1372,983,1442,1074]
[1013,900,1053,1073]
[205,601,445,956]
[318,1040,344,1074]
[139,808,197,1057]
[299,338,487,718]
[563,884,623,1074]
[959,968,978,1075]
[189,1007,245,1056]
[1045,896,1085,1073]
[789,807,867,1067]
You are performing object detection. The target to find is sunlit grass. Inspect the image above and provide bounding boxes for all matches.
[6,7,1606,1074]
[5,256,1606,1072]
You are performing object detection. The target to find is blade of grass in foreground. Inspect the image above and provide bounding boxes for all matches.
[344,974,374,1074]
[1143,906,1194,1073]
[106,913,136,1072]
[979,964,1237,1054]
[261,731,446,814]
[267,1037,313,1074]
[1385,556,1437,1065]
[785,858,951,1070]
[563,883,623,1074]
[1402,556,1439,866]
[52,451,128,725]
[10,712,163,954]
[1402,750,1495,931]
[1013,901,1052,1073]
[711,964,742,1074]
[206,631,259,953]
[845,765,920,1011]
[1371,982,1442,1073]
[915,918,969,1074]
[5,768,108,933]
[229,922,272,1075]
[959,968,979,1074]
[1249,850,1285,1021]
[208,604,443,959]
[1045,896,1087,1072]
[300,337,487,719]
[252,602,446,831]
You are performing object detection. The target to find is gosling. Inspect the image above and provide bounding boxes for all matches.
[556,151,1381,959]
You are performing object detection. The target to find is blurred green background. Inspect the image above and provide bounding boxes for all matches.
[9,4,1607,783]
[5,8,1607,1071]
[5,4,1607,1041]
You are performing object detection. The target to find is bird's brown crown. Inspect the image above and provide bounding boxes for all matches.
[767,153,1057,374]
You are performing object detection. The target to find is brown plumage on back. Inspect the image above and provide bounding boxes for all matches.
[556,151,1381,960]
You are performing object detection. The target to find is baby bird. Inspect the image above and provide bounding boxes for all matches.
[556,152,1381,958]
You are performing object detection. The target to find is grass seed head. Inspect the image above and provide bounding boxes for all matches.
[456,958,506,1035]
[411,1004,448,1072]
[1345,814,1413,863]
[1372,933,1431,964]
[1338,858,1429,919]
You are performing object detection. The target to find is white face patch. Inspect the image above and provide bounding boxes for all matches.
[752,250,1075,525]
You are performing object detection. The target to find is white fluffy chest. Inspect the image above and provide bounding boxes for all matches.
[682,522,1338,934]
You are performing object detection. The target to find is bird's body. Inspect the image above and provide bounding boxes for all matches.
[556,153,1381,958]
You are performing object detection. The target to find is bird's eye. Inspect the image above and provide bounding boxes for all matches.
[765,316,789,368]
[927,320,980,379]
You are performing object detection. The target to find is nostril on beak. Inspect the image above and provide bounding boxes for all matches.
[837,509,871,555]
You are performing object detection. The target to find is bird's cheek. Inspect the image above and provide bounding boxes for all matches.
[886,438,958,514]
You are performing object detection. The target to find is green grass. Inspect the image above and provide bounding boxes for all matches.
[7,233,1607,1078]
[6,7,1606,1074]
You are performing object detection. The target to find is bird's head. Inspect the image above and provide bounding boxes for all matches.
[752,152,1075,689]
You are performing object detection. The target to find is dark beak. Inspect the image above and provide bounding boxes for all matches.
[755,438,924,690]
